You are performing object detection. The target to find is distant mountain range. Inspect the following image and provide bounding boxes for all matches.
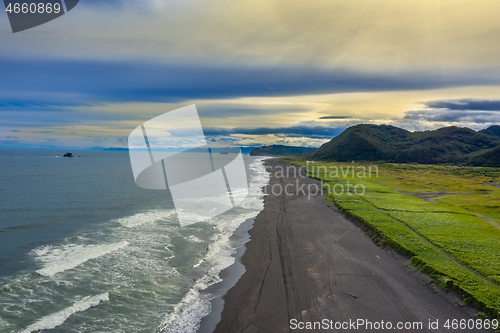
[249,145,316,157]
[103,147,256,154]
[250,125,500,167]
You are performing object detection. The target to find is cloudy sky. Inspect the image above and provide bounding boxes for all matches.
[1,0,500,149]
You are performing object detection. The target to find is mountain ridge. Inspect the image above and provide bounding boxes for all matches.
[307,124,500,166]
[249,145,316,157]
[479,125,500,137]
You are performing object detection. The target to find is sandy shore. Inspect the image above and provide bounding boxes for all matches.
[213,159,487,333]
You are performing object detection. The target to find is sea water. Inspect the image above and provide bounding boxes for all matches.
[0,150,269,333]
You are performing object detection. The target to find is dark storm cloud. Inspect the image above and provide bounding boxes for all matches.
[405,98,500,124]
[2,58,499,106]
[403,110,500,123]
[319,116,351,119]
[203,126,345,139]
[423,99,500,111]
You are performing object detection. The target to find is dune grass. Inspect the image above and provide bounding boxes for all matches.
[285,159,500,318]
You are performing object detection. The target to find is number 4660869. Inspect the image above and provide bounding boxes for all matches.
[5,2,61,14]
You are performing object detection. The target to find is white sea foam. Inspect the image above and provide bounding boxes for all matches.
[114,209,176,228]
[159,284,212,333]
[160,233,235,333]
[159,157,270,333]
[33,241,129,276]
[20,293,109,333]
[0,317,9,327]
[187,235,204,243]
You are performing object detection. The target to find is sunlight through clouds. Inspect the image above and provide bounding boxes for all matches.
[2,0,500,148]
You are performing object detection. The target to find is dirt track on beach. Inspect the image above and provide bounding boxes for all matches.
[213,159,490,333]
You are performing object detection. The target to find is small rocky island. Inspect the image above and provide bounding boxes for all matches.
[63,152,74,158]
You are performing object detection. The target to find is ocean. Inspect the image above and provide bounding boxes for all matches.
[0,150,269,333]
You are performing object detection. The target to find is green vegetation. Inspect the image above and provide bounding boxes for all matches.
[287,160,500,317]
[307,124,500,166]
[252,124,500,165]
[468,146,500,167]
[480,125,500,137]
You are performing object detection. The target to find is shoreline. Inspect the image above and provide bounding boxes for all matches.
[211,158,488,332]
[197,217,254,333]
[195,156,271,333]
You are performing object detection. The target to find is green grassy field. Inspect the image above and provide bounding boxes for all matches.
[285,159,500,318]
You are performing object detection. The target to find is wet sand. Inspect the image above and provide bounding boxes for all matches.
[213,159,489,333]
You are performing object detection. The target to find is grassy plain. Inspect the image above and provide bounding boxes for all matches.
[285,159,500,318]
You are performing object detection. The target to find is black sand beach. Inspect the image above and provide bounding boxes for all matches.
[214,159,489,332]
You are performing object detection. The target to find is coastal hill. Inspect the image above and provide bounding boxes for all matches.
[249,145,316,157]
[480,125,500,137]
[308,124,500,166]
[466,145,500,167]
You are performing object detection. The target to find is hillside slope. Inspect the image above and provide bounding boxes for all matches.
[308,125,500,166]
[480,125,500,137]
[466,145,500,167]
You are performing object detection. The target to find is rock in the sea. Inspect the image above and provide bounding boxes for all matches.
[63,152,74,158]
